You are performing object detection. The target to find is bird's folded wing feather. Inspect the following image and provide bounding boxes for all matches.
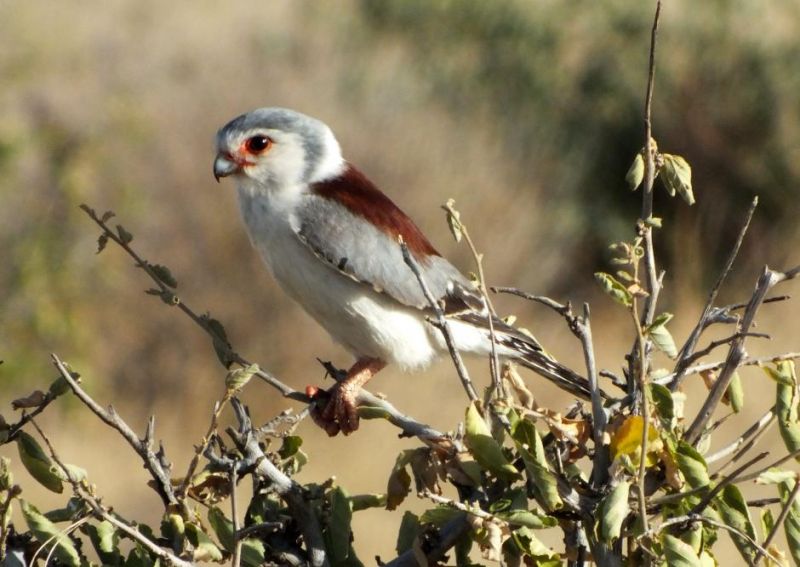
[293,192,483,312]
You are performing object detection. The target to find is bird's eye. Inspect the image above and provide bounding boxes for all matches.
[245,135,272,154]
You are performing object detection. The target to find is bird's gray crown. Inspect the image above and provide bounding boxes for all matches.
[217,107,338,182]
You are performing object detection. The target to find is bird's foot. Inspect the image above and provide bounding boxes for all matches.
[311,380,360,436]
[308,357,385,437]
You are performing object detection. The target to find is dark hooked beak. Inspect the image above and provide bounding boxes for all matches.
[213,153,240,182]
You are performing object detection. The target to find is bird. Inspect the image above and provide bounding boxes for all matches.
[213,107,593,436]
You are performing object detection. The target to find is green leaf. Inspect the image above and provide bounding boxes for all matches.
[650,383,674,423]
[761,508,776,541]
[598,480,630,543]
[97,233,109,254]
[16,431,63,493]
[511,419,563,511]
[715,484,758,564]
[240,539,267,567]
[661,154,694,205]
[116,224,134,244]
[84,520,121,566]
[149,263,177,288]
[207,507,234,552]
[510,526,560,561]
[464,402,519,479]
[779,478,800,566]
[186,521,223,562]
[420,506,462,526]
[768,362,800,458]
[662,534,702,567]
[675,441,710,489]
[727,372,744,413]
[278,435,303,459]
[226,363,259,392]
[498,509,557,529]
[325,486,354,563]
[20,500,81,567]
[349,493,386,511]
[626,153,645,190]
[646,313,677,359]
[49,375,71,397]
[124,544,157,567]
[357,406,392,420]
[202,315,235,368]
[396,512,420,555]
[594,272,633,308]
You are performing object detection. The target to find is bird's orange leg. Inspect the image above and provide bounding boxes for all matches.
[313,357,386,436]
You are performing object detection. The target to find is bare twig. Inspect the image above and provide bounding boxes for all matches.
[654,352,800,385]
[670,197,759,390]
[50,353,178,508]
[209,399,329,567]
[690,451,769,515]
[400,239,479,402]
[737,448,800,484]
[685,266,800,445]
[753,475,800,565]
[230,460,242,567]
[705,407,775,464]
[177,396,230,500]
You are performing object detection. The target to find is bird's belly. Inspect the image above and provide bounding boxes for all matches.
[257,228,439,370]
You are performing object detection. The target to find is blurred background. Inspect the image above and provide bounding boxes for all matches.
[1,0,799,562]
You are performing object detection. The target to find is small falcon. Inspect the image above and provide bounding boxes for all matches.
[213,107,591,436]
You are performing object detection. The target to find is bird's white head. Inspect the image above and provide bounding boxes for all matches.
[213,107,345,192]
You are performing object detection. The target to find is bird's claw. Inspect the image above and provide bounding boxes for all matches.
[310,381,360,436]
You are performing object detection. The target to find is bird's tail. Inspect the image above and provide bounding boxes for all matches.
[468,314,600,400]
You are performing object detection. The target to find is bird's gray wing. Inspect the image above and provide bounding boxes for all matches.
[293,193,483,312]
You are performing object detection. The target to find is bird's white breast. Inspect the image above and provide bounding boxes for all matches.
[236,182,440,370]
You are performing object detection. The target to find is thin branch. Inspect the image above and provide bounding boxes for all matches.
[685,266,800,445]
[753,476,800,565]
[705,408,775,464]
[738,448,800,484]
[639,0,662,328]
[30,417,193,567]
[210,399,329,567]
[50,353,178,508]
[682,332,769,367]
[690,452,769,515]
[653,352,800,386]
[670,197,759,390]
[178,396,230,500]
[400,239,479,402]
[230,460,242,567]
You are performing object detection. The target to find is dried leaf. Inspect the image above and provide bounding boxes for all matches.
[11,390,47,409]
[443,198,463,242]
[609,415,657,461]
[96,233,109,254]
[386,451,413,510]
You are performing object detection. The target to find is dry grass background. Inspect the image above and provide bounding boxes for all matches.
[1,0,799,562]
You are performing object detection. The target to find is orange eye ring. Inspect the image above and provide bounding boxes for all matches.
[244,135,272,154]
